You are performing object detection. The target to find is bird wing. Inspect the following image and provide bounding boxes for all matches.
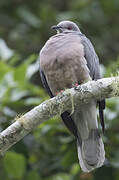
[79,34,100,80]
[40,68,54,98]
[80,33,105,132]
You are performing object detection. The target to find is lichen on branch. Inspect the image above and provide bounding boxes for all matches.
[0,76,119,155]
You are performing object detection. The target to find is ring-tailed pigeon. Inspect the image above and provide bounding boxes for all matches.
[39,20,105,172]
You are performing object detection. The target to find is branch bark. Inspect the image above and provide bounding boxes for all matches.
[0,76,119,155]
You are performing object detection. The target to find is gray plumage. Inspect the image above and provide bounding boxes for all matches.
[39,20,105,172]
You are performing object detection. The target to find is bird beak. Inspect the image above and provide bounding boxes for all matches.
[51,25,60,30]
[51,25,61,33]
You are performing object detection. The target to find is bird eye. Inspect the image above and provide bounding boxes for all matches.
[68,26,72,30]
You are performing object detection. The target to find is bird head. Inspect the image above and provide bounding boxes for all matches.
[51,21,80,33]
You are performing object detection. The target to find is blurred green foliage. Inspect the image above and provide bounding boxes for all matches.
[4,151,26,179]
[0,0,119,64]
[0,0,119,180]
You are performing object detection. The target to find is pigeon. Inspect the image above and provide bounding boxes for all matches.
[39,20,105,172]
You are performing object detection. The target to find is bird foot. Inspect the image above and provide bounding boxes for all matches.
[56,90,64,95]
[72,83,79,90]
[72,83,79,87]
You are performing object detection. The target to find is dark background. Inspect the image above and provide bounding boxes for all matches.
[0,0,119,179]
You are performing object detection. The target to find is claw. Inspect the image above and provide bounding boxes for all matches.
[72,83,79,87]
[75,83,79,87]
[72,83,79,90]
[56,92,59,95]
[56,90,64,95]
[60,90,64,93]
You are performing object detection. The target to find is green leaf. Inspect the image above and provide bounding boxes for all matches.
[3,151,26,179]
[70,163,80,175]
[0,61,13,81]
[61,144,77,168]
[14,55,36,85]
[26,170,41,180]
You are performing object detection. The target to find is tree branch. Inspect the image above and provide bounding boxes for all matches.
[0,76,119,155]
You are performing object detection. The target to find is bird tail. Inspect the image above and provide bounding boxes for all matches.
[73,100,105,172]
[77,130,105,172]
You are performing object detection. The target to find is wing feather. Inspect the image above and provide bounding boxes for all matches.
[80,34,105,132]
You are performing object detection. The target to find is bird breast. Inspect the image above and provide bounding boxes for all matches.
[40,33,91,95]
